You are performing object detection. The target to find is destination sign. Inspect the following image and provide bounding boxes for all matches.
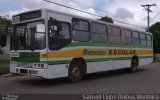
[12,10,41,23]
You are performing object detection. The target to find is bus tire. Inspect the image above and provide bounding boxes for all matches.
[68,61,83,82]
[129,58,138,73]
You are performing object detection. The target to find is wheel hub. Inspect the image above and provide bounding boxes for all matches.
[72,67,80,77]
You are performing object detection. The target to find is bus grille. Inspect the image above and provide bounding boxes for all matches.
[17,62,33,68]
[20,69,28,74]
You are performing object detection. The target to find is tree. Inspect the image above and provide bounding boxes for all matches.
[0,16,11,26]
[149,22,160,53]
[98,16,114,23]
[0,16,12,54]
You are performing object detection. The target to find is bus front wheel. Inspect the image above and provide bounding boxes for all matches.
[129,58,138,73]
[68,61,83,82]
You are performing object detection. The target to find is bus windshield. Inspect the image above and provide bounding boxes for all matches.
[12,20,46,50]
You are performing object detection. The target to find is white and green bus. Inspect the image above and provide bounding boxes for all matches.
[10,9,153,82]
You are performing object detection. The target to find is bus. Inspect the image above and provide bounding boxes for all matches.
[10,9,153,82]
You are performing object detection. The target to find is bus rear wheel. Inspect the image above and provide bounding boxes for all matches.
[129,58,138,73]
[68,61,83,82]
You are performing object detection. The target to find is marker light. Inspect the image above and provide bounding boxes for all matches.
[33,63,46,69]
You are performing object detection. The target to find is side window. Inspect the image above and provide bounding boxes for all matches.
[0,35,7,47]
[146,34,152,46]
[108,25,121,44]
[48,20,71,50]
[121,29,132,44]
[60,22,71,40]
[140,33,146,45]
[72,18,89,42]
[91,22,107,43]
[132,31,139,45]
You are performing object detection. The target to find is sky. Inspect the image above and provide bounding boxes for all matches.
[0,0,160,30]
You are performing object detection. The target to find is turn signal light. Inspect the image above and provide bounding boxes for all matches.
[30,70,37,74]
[33,63,46,69]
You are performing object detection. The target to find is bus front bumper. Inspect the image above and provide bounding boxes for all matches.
[10,67,47,78]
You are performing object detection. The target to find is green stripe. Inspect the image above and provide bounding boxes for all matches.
[0,54,10,61]
[11,52,40,62]
[11,52,153,65]
[41,60,70,65]
[85,56,153,62]
[13,56,153,65]
[66,42,153,49]
[45,56,153,65]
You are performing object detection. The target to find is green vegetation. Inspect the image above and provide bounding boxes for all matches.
[0,54,10,62]
[149,22,160,53]
[0,16,11,25]
[0,62,9,75]
[98,16,114,23]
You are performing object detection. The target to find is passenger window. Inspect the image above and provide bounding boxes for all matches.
[146,34,152,46]
[108,25,121,44]
[60,23,71,39]
[72,18,89,42]
[121,29,132,45]
[140,33,146,45]
[132,31,140,45]
[91,22,107,43]
[48,21,71,50]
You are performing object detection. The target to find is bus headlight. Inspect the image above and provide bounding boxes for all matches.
[10,61,17,67]
[32,63,47,69]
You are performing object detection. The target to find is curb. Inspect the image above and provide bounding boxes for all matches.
[0,73,15,78]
